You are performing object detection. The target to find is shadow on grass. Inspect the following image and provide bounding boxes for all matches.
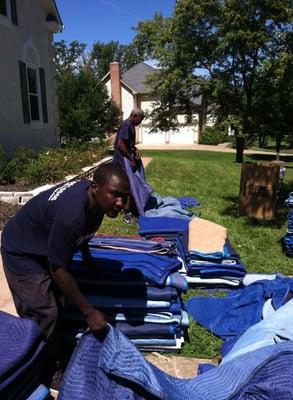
[246,154,293,163]
[220,195,290,228]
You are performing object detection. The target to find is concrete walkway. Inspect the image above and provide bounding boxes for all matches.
[0,251,17,316]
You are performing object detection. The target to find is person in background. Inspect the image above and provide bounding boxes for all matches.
[0,162,130,387]
[113,108,145,222]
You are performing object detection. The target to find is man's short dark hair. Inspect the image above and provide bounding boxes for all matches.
[93,162,129,186]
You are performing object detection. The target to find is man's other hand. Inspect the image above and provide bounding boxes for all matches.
[86,309,108,333]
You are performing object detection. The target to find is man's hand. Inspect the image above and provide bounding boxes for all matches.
[134,150,141,160]
[50,266,108,338]
[85,308,107,333]
[130,158,137,172]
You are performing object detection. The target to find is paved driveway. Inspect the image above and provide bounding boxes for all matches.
[0,250,17,315]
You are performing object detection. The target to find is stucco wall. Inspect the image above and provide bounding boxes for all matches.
[0,0,60,157]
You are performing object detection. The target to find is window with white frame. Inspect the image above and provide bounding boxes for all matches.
[26,67,40,121]
[19,60,48,124]
[0,0,17,24]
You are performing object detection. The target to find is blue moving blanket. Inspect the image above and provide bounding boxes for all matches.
[186,277,293,340]
[222,298,293,364]
[145,194,195,220]
[177,197,200,209]
[71,248,181,287]
[58,326,293,400]
[124,158,153,216]
[139,216,189,235]
[0,311,45,391]
[89,236,173,254]
[78,284,179,301]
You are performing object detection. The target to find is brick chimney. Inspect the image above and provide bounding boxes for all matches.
[110,62,121,109]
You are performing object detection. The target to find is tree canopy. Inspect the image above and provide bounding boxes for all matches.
[54,40,144,141]
[133,0,293,161]
[54,40,120,141]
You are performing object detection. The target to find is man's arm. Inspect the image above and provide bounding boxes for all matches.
[80,241,93,263]
[80,242,98,274]
[50,265,107,333]
[117,139,137,171]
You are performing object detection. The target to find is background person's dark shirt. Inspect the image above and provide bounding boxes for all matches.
[113,119,136,168]
[1,180,104,274]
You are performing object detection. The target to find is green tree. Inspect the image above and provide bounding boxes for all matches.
[252,34,293,158]
[54,41,120,141]
[133,0,292,162]
[54,40,87,78]
[57,69,120,141]
[90,41,143,79]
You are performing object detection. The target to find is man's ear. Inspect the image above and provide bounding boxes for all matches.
[91,182,100,194]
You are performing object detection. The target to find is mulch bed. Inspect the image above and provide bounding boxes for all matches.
[0,183,37,192]
[0,202,21,230]
[0,183,33,230]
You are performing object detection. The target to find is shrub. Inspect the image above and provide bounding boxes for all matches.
[7,147,38,182]
[199,127,221,145]
[0,147,11,184]
[6,141,109,185]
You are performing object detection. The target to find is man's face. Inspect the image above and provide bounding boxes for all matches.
[132,115,145,126]
[92,175,130,218]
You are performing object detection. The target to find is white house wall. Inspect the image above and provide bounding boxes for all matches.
[0,0,60,157]
[105,77,200,145]
[140,99,199,144]
[121,85,134,120]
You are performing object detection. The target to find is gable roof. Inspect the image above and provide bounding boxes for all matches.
[121,62,158,94]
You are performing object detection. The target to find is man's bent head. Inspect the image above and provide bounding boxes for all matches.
[91,163,130,217]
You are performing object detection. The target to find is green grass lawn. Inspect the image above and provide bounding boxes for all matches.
[99,150,293,358]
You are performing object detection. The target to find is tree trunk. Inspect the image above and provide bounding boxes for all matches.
[275,134,281,161]
[236,136,245,163]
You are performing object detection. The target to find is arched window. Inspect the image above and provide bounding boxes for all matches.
[19,41,48,124]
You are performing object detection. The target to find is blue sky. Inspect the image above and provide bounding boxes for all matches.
[54,0,175,49]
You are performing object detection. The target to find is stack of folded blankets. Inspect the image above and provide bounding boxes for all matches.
[0,311,48,400]
[139,216,247,288]
[61,234,189,352]
[283,192,293,257]
[186,218,246,287]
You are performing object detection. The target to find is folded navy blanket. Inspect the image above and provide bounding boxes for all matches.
[144,234,189,262]
[89,236,174,254]
[186,277,293,340]
[71,249,181,287]
[0,311,45,390]
[76,283,179,301]
[115,322,180,339]
[139,216,189,235]
[58,327,293,400]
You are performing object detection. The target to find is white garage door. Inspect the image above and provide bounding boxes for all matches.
[141,126,166,144]
[169,126,197,144]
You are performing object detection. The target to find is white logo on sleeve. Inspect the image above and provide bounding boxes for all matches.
[48,182,77,202]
